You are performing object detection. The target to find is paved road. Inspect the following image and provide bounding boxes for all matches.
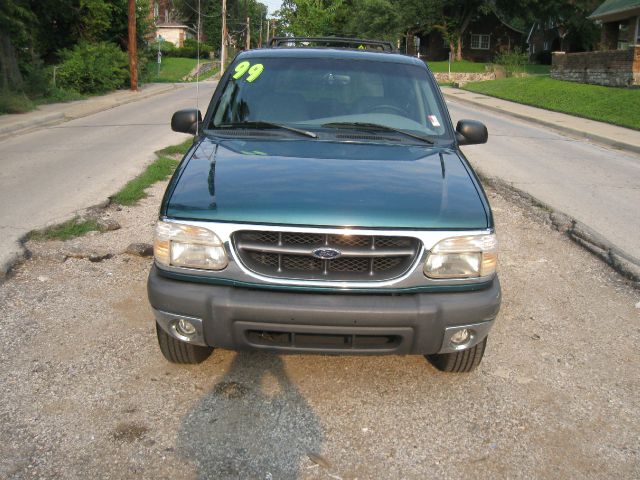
[448,100,640,261]
[0,82,217,273]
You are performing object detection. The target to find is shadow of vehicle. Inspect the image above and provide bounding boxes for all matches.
[177,351,323,479]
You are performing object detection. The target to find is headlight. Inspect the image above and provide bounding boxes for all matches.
[424,234,497,279]
[153,221,228,270]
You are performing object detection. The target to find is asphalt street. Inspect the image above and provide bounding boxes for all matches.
[448,100,640,261]
[0,82,217,274]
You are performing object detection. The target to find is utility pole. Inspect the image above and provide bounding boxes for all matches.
[246,16,250,50]
[221,0,227,74]
[128,0,137,91]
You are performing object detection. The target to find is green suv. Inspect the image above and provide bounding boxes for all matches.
[148,38,500,372]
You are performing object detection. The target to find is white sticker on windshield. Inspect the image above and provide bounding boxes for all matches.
[428,115,441,127]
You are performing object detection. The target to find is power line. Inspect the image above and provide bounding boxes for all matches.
[180,0,219,18]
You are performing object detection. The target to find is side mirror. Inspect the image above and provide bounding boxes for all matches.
[171,109,202,134]
[456,120,488,146]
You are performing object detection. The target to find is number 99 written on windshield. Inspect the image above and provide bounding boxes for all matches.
[232,61,265,83]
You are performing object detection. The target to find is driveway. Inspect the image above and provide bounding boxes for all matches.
[0,178,637,479]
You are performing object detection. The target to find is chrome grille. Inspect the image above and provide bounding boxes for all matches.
[233,230,421,281]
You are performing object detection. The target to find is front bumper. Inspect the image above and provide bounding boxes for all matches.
[148,265,501,355]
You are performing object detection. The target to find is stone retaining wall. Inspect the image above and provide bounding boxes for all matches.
[551,47,640,87]
[432,72,496,85]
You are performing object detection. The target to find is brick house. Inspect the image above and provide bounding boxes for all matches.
[588,0,640,50]
[551,0,640,87]
[526,22,563,62]
[149,0,194,47]
[417,10,526,62]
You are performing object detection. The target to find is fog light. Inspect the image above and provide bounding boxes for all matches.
[176,318,196,336]
[450,328,471,346]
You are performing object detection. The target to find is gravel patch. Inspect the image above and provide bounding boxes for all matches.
[0,181,638,479]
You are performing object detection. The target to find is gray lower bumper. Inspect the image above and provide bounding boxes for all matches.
[148,266,501,355]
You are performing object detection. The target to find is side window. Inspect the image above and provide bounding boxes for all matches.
[417,79,445,134]
[212,83,237,125]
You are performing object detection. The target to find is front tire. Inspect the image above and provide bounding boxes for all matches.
[156,322,213,364]
[426,336,487,372]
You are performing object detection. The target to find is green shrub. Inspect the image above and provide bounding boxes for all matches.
[22,61,53,98]
[0,91,35,114]
[150,39,212,59]
[56,42,128,94]
[149,39,177,56]
[41,87,85,103]
[494,47,529,77]
[177,39,212,58]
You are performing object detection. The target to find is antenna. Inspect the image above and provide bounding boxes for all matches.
[195,0,201,135]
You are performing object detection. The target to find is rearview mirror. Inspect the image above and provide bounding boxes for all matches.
[456,120,488,146]
[171,109,202,134]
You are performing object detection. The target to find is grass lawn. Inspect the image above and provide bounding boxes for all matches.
[111,138,193,205]
[463,76,640,130]
[523,64,551,74]
[29,217,100,241]
[427,60,489,73]
[1,87,85,115]
[153,57,216,83]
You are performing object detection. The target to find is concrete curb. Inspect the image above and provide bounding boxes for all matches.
[62,83,178,123]
[443,91,640,155]
[0,196,114,281]
[0,113,64,136]
[0,242,26,281]
[0,84,178,140]
[479,174,640,285]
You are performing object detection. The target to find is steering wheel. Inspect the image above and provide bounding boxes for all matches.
[369,104,407,115]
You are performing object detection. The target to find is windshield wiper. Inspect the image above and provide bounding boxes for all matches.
[322,122,434,144]
[216,121,318,139]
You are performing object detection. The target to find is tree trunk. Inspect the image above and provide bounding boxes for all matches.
[454,5,474,62]
[406,30,415,56]
[0,33,24,90]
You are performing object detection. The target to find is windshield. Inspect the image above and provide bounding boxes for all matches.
[209,56,450,140]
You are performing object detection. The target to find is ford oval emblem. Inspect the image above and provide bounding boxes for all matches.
[312,248,341,259]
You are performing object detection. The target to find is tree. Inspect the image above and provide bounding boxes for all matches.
[0,0,34,89]
[78,0,113,42]
[526,0,601,51]
[277,0,345,37]
[174,0,267,50]
[343,0,400,40]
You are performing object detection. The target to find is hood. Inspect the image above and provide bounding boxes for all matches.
[165,137,488,229]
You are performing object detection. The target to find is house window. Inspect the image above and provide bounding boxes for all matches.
[470,34,490,50]
[543,40,549,50]
[618,21,629,50]
[636,17,640,43]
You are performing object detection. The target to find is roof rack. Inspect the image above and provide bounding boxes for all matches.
[267,36,396,52]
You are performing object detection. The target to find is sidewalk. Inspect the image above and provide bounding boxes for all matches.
[0,83,179,139]
[441,87,640,155]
